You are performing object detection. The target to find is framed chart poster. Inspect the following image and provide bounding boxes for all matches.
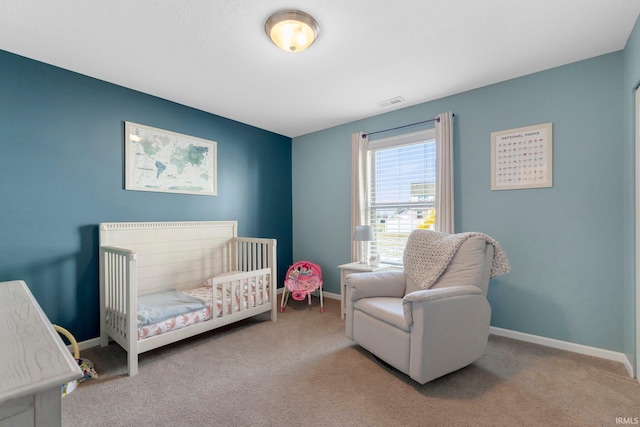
[491,122,553,190]
[125,122,217,196]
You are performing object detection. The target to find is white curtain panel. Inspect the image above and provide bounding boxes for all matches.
[435,112,455,234]
[351,132,369,262]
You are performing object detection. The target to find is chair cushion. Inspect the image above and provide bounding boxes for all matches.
[405,235,487,294]
[431,236,487,290]
[353,297,409,332]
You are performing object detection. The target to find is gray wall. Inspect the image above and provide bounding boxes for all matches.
[292,51,627,354]
[623,15,640,371]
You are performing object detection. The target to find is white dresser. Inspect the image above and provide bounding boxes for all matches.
[0,280,82,427]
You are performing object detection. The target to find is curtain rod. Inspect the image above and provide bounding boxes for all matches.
[362,113,454,138]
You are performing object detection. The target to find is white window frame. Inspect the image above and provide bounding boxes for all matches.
[367,129,436,265]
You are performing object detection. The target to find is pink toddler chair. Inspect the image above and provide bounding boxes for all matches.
[280,261,324,313]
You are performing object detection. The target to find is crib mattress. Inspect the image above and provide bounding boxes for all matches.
[137,284,269,340]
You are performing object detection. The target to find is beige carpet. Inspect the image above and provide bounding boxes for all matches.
[63,298,640,427]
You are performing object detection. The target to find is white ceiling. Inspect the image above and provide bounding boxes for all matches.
[1,1,639,138]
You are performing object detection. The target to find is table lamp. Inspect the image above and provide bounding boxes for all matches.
[353,225,374,264]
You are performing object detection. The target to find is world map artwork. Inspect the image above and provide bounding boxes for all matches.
[126,123,217,195]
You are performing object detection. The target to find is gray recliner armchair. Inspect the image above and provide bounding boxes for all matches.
[345,230,510,385]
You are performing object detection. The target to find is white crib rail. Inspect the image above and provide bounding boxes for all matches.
[232,238,274,270]
[100,245,139,373]
[232,237,277,320]
[207,268,272,315]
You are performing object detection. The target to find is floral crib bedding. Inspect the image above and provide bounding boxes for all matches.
[137,279,269,340]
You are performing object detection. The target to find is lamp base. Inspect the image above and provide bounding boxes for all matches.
[360,242,369,265]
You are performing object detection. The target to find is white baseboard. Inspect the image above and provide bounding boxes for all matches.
[62,336,101,354]
[276,287,340,301]
[77,337,101,352]
[323,291,340,301]
[490,326,635,378]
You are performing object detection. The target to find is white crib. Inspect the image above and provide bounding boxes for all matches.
[99,221,277,376]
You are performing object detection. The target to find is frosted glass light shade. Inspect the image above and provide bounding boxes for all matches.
[265,10,319,53]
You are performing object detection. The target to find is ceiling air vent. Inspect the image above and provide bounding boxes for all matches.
[377,96,405,108]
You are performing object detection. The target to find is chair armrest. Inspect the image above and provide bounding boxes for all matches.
[403,285,482,303]
[402,285,482,326]
[345,270,405,341]
[347,270,406,302]
[402,285,491,384]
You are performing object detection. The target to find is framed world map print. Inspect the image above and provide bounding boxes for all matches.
[124,122,217,196]
[491,122,553,191]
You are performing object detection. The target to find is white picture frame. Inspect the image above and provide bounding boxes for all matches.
[124,122,217,196]
[491,122,553,191]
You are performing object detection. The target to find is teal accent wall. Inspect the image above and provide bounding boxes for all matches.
[293,52,627,353]
[0,50,293,342]
[623,16,640,370]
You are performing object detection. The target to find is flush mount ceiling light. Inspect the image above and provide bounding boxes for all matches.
[265,10,319,53]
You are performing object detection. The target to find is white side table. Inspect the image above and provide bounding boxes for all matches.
[338,262,394,319]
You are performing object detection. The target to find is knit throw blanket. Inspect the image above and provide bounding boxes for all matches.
[403,230,511,290]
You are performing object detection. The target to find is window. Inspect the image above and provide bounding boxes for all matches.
[367,129,436,264]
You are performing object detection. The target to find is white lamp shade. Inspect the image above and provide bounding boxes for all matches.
[353,225,374,241]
